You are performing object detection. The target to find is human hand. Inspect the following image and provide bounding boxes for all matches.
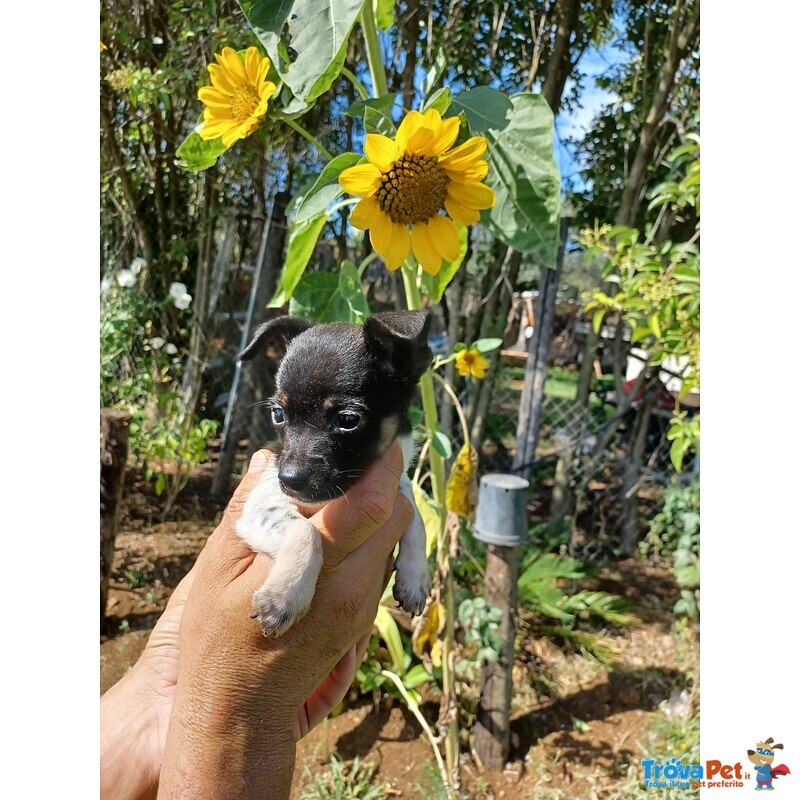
[101,443,411,800]
[155,442,412,799]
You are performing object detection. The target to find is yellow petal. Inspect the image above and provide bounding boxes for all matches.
[421,107,444,138]
[218,47,247,82]
[198,86,230,108]
[445,159,489,184]
[445,197,481,226]
[365,134,398,172]
[406,124,437,157]
[244,47,262,84]
[438,136,488,169]
[208,63,238,95]
[339,164,382,197]
[258,80,277,101]
[449,181,496,210]
[349,196,382,230]
[427,215,461,262]
[411,222,442,275]
[432,116,461,154]
[383,223,411,270]
[369,209,394,254]
[200,118,235,140]
[221,121,251,147]
[256,55,271,85]
[396,110,424,153]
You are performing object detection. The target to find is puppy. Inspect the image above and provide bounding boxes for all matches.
[236,309,432,637]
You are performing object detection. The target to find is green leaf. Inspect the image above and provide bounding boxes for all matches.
[592,309,606,334]
[432,431,452,459]
[364,103,396,136]
[420,224,468,302]
[288,262,369,322]
[294,152,362,224]
[403,664,432,689]
[423,87,452,116]
[240,0,363,103]
[344,93,397,121]
[473,338,503,354]
[449,86,513,131]
[374,606,405,673]
[412,482,441,556]
[482,93,561,264]
[175,118,229,172]
[421,49,447,97]
[270,213,328,306]
[376,0,395,30]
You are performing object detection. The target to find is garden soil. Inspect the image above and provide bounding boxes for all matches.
[101,471,698,799]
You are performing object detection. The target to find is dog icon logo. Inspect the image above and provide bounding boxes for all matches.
[747,738,791,791]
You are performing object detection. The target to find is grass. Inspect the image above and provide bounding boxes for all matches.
[298,755,387,800]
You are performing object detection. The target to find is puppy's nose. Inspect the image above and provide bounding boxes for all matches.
[278,464,311,493]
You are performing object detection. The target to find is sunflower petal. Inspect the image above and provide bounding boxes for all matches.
[406,125,437,157]
[365,134,398,172]
[445,159,489,184]
[438,136,488,169]
[445,197,481,226]
[369,209,394,254]
[432,116,461,154]
[411,222,442,275]
[199,118,235,140]
[449,181,496,210]
[349,196,382,230]
[383,223,411,270]
[218,47,247,81]
[207,64,238,95]
[245,47,261,83]
[256,56,271,85]
[427,215,461,262]
[198,86,230,108]
[339,164,382,197]
[422,107,444,138]
[396,110,424,153]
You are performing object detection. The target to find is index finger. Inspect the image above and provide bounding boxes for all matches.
[312,441,405,565]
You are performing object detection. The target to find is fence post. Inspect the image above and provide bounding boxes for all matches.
[512,214,570,480]
[101,409,130,630]
[473,474,530,770]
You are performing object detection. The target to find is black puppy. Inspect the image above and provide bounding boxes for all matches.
[236,309,432,637]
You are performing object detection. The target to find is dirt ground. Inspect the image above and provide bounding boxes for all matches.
[101,471,698,799]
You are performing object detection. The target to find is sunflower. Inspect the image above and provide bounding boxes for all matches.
[339,108,495,275]
[198,47,277,147]
[455,348,490,379]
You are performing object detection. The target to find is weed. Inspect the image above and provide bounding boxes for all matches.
[298,755,386,800]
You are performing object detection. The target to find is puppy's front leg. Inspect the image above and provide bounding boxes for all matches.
[236,468,323,637]
[393,474,431,616]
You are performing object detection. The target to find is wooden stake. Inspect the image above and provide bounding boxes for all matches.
[100,409,130,629]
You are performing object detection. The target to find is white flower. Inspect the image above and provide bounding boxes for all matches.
[117,269,136,288]
[129,257,147,275]
[173,292,192,310]
[169,282,187,299]
[165,343,178,355]
[149,337,165,349]
[100,276,112,294]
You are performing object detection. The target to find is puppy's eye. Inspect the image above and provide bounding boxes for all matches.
[271,407,285,425]
[335,411,361,431]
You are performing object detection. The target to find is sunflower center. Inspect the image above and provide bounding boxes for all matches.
[231,83,260,122]
[376,154,450,225]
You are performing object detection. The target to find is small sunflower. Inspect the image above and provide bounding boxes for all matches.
[339,108,495,275]
[198,47,277,147]
[455,347,489,379]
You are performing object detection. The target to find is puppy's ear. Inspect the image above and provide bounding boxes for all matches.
[364,309,432,382]
[239,316,313,361]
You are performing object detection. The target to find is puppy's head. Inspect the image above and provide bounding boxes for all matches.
[240,309,431,504]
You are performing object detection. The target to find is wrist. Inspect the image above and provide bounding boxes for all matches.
[101,668,162,800]
[158,682,296,799]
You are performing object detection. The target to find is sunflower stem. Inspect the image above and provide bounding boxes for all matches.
[279,116,334,162]
[360,0,389,98]
[341,66,370,101]
[401,260,459,793]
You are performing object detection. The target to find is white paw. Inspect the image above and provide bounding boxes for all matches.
[393,550,431,616]
[250,582,312,638]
